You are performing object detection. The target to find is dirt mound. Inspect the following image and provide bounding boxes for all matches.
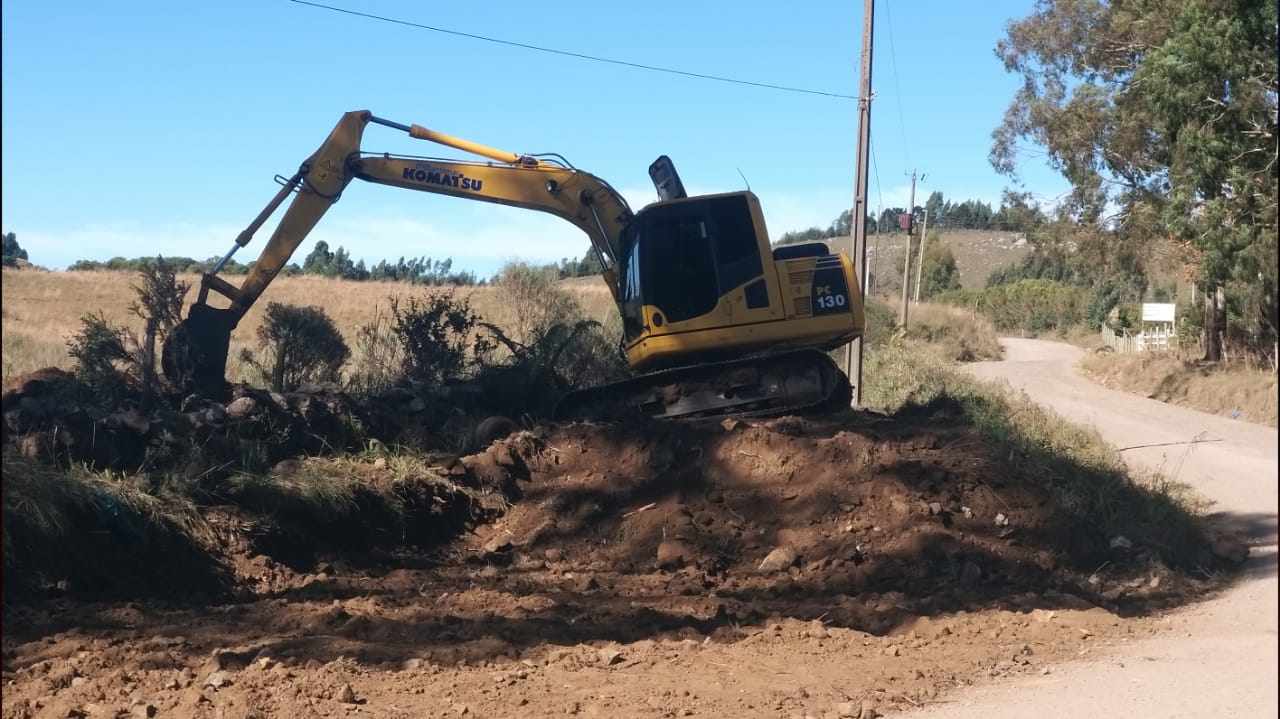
[1,406,1243,719]
[459,409,1224,624]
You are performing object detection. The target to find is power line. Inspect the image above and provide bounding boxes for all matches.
[288,0,858,100]
[880,0,912,165]
[870,132,886,222]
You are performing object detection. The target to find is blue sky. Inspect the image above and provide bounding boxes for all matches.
[1,1,1070,276]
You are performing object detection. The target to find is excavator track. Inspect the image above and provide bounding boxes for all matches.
[554,349,851,423]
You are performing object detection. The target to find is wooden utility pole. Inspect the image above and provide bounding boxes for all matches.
[899,169,919,327]
[912,209,929,303]
[844,0,875,408]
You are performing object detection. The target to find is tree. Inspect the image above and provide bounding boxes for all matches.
[2,232,28,266]
[301,240,333,275]
[923,192,946,227]
[919,237,962,300]
[993,0,1278,363]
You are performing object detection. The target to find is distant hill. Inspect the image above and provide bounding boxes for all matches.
[821,229,1029,296]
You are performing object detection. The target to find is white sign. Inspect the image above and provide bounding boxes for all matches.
[1141,303,1176,323]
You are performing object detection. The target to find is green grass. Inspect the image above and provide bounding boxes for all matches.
[2,452,217,563]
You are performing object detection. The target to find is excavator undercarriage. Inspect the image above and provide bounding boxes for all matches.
[554,349,851,423]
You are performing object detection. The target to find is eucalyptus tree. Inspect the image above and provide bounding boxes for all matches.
[993,0,1277,362]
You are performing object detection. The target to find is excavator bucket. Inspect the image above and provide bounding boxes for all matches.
[162,304,238,399]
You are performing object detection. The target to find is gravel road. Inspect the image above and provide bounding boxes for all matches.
[900,337,1279,719]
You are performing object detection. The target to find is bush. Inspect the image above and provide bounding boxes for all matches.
[66,312,135,404]
[391,290,484,385]
[862,297,898,348]
[918,239,962,300]
[127,257,190,405]
[936,279,1086,335]
[241,302,350,392]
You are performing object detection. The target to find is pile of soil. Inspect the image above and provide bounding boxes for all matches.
[1,393,1245,718]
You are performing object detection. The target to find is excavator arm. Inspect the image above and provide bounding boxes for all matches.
[164,110,635,393]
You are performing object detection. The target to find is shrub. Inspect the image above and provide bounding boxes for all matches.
[127,257,190,405]
[66,312,134,404]
[918,239,962,300]
[346,303,403,398]
[488,262,584,347]
[390,290,484,385]
[241,302,350,392]
[936,279,1086,335]
[862,297,898,348]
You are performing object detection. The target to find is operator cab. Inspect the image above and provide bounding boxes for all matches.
[618,191,770,345]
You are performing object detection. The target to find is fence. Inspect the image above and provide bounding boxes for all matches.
[1099,324,1178,354]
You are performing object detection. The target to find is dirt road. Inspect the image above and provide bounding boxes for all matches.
[900,338,1279,719]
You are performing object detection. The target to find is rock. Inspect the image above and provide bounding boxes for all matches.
[544,548,564,563]
[927,502,943,515]
[474,416,517,449]
[806,620,829,640]
[1109,536,1133,550]
[657,540,693,569]
[483,536,513,554]
[758,546,798,574]
[224,396,257,420]
[337,683,357,704]
[835,701,858,717]
[597,647,624,666]
[451,702,470,715]
[203,672,232,689]
[203,404,227,424]
[859,701,881,719]
[129,702,157,718]
[33,699,85,719]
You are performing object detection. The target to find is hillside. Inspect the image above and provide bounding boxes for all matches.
[816,229,1029,295]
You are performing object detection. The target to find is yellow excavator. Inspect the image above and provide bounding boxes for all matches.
[164,110,865,420]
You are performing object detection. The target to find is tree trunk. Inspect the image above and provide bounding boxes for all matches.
[272,347,287,393]
[141,318,157,411]
[1202,285,1225,362]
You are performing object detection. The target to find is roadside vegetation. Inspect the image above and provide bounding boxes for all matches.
[1081,352,1278,427]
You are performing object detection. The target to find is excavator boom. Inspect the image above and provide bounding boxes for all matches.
[165,111,633,393]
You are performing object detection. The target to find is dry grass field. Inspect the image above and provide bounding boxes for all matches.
[1,268,616,384]
[823,228,1032,293]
